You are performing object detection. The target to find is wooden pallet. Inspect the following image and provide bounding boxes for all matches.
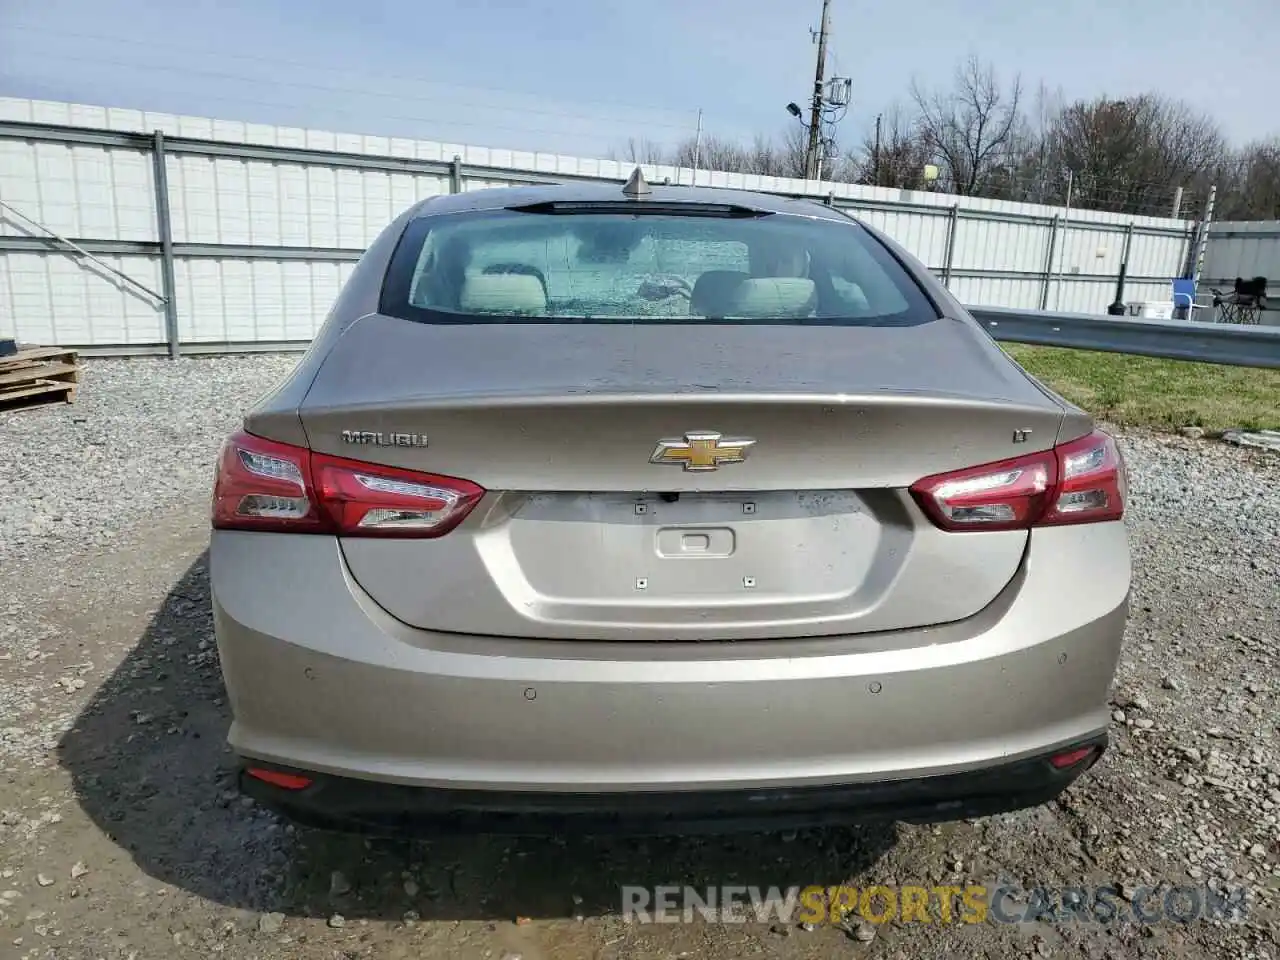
[0,346,82,411]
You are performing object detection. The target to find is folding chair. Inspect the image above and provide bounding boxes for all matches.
[1171,277,1197,321]
[1211,277,1267,325]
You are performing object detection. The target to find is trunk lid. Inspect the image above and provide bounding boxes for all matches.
[281,314,1067,641]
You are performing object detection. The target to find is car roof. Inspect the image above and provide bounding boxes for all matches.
[408,180,858,224]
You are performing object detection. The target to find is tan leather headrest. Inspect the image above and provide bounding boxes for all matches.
[458,273,548,315]
[726,278,817,318]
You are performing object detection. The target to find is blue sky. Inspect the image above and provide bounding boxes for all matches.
[1,0,1276,158]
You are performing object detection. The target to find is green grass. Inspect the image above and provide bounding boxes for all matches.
[1002,344,1280,433]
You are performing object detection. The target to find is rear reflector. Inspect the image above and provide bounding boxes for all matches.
[1048,747,1096,769]
[245,767,313,790]
[212,430,485,537]
[909,429,1126,532]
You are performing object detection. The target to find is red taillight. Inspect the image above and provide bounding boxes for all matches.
[212,430,485,537]
[910,429,1126,532]
[245,767,313,790]
[1038,430,1127,527]
[212,432,327,533]
[1048,746,1096,769]
[311,451,485,538]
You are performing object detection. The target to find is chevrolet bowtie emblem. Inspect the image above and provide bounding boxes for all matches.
[649,431,757,472]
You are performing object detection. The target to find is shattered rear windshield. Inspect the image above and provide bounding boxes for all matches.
[379,206,939,326]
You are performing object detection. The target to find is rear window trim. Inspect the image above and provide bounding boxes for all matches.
[376,207,943,328]
[505,199,774,218]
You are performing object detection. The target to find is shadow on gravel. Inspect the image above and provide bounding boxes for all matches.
[58,552,900,922]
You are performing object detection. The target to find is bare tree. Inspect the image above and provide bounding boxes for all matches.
[849,104,931,188]
[607,137,668,165]
[779,126,811,179]
[1216,139,1280,220]
[607,52,1280,220]
[910,56,1026,196]
[664,130,811,179]
[745,134,786,177]
[668,133,744,173]
[1004,82,1068,202]
[1033,94,1227,215]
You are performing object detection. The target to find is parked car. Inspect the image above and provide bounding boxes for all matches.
[210,170,1130,835]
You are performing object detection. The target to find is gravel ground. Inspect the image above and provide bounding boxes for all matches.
[0,356,1278,960]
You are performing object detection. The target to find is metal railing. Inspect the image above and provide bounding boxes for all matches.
[0,198,167,304]
[971,307,1280,369]
[55,308,1280,370]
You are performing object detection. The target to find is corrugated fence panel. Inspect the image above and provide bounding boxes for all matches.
[951,216,1049,274]
[174,258,356,342]
[167,156,451,247]
[1202,222,1280,284]
[462,175,518,193]
[849,207,951,269]
[1056,224,1124,281]
[1047,276,1112,314]
[949,276,1043,311]
[0,139,156,241]
[0,251,164,343]
[1126,230,1190,280]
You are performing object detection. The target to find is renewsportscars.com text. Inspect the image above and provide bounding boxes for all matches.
[621,883,1251,926]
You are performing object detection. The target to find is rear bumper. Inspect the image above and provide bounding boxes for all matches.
[240,734,1108,836]
[211,522,1130,807]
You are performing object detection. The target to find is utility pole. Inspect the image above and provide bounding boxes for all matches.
[872,113,882,185]
[805,0,832,180]
[691,109,703,187]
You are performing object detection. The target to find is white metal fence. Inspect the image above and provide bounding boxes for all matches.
[1201,221,1280,288]
[0,97,1205,350]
